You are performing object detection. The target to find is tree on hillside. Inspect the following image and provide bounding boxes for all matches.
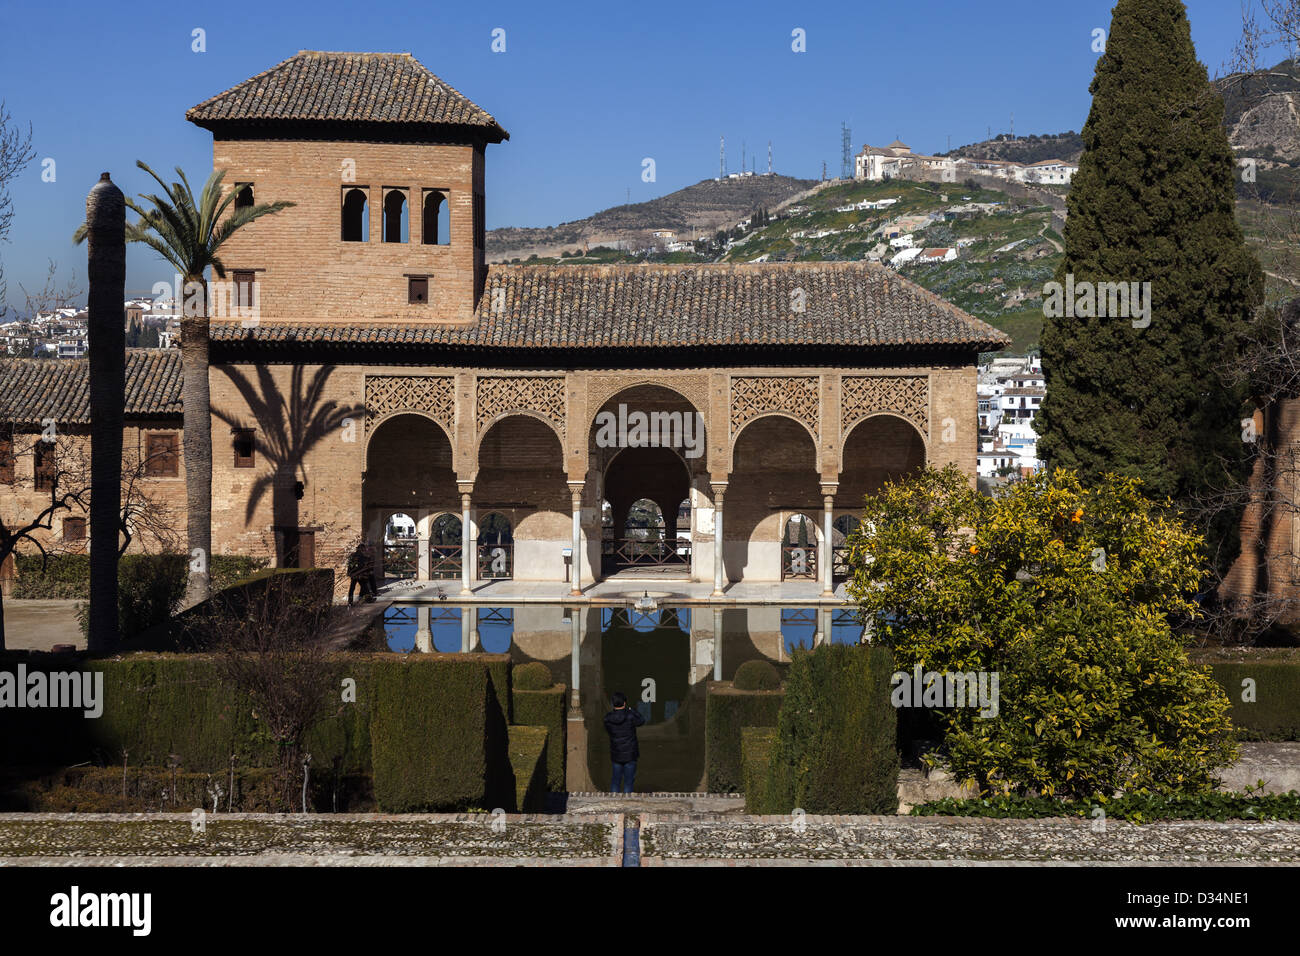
[77,162,293,608]
[1037,0,1265,579]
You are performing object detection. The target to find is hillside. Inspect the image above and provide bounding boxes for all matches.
[514,177,1062,354]
[486,173,817,261]
[944,131,1084,165]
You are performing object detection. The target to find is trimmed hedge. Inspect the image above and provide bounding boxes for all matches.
[734,660,781,691]
[14,553,266,602]
[0,652,517,813]
[741,727,777,812]
[514,661,554,691]
[369,654,512,812]
[0,765,373,813]
[513,683,567,792]
[757,644,899,815]
[508,725,550,812]
[706,682,784,793]
[1202,657,1300,741]
[0,653,369,772]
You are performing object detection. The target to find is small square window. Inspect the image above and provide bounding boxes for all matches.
[233,428,256,468]
[34,440,55,492]
[63,517,86,542]
[235,183,254,208]
[233,271,256,310]
[408,276,429,304]
[0,431,12,484]
[145,432,178,477]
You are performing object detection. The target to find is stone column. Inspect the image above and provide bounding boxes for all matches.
[458,483,474,596]
[569,608,582,711]
[415,606,432,653]
[712,607,723,681]
[566,607,594,791]
[821,484,837,598]
[568,481,584,596]
[460,607,472,652]
[711,482,727,597]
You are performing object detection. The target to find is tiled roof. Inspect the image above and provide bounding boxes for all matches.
[0,350,183,424]
[210,261,1008,352]
[186,51,508,141]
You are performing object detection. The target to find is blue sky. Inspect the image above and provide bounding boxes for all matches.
[0,0,1254,300]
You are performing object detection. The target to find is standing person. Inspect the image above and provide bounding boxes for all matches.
[603,691,645,794]
[360,542,378,602]
[346,541,369,606]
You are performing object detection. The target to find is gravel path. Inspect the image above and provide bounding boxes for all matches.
[639,814,1300,865]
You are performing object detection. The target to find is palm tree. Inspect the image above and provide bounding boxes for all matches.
[78,161,293,606]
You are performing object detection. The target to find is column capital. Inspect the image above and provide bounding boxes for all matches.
[457,481,475,497]
[820,482,839,499]
[710,480,729,495]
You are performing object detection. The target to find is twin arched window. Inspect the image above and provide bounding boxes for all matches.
[342,187,450,244]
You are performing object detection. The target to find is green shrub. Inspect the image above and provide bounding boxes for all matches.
[514,661,554,691]
[508,726,549,812]
[760,644,899,815]
[849,467,1238,798]
[733,660,781,691]
[706,682,783,792]
[513,683,566,792]
[14,553,267,602]
[0,765,373,813]
[74,554,189,639]
[13,553,90,599]
[741,727,777,813]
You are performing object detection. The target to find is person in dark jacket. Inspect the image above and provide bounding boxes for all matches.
[346,542,375,606]
[603,691,645,793]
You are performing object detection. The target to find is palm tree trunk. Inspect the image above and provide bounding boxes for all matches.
[181,274,213,608]
[86,173,125,654]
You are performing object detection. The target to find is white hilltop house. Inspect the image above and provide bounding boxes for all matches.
[855,141,957,181]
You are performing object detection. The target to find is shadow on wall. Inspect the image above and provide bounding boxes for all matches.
[213,365,363,568]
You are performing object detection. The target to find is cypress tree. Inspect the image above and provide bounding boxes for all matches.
[1037,0,1264,572]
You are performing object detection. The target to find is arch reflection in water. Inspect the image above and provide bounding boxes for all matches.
[377,602,867,791]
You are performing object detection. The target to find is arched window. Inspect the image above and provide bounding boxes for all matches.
[478,512,514,580]
[423,190,449,245]
[479,512,513,545]
[341,187,368,242]
[383,189,408,243]
[429,512,463,580]
[782,513,818,580]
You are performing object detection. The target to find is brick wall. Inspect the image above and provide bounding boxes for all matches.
[211,139,483,324]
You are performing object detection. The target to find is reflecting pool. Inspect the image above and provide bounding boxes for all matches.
[378,603,866,793]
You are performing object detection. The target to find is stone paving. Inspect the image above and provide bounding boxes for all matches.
[0,813,624,866]
[637,814,1300,865]
[2,808,1298,865]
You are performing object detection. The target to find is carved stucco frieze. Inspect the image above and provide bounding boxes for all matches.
[476,375,567,438]
[730,375,821,439]
[840,375,929,436]
[365,375,455,433]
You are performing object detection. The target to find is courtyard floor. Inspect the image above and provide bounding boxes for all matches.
[1,809,1297,866]
[378,577,852,606]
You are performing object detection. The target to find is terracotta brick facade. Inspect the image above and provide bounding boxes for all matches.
[211,139,484,324]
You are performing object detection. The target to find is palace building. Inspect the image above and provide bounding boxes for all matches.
[2,51,1007,598]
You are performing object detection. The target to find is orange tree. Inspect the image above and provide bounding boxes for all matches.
[845,465,1236,799]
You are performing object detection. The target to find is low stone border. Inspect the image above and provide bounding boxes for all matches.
[638,813,1300,865]
[0,813,624,867]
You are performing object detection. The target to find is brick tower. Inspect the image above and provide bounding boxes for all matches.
[186,51,508,324]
